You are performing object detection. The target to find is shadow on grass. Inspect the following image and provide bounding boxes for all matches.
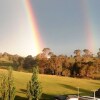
[90,81,100,86]
[15,93,54,100]
[14,89,27,100]
[16,89,27,94]
[59,84,92,96]
[40,93,54,100]
[18,89,54,100]
[20,89,27,94]
[15,95,27,100]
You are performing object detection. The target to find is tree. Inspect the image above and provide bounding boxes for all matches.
[27,67,42,100]
[0,67,16,100]
[80,64,87,77]
[82,49,93,62]
[48,52,54,58]
[97,52,100,58]
[83,49,90,56]
[74,49,81,56]
[17,57,24,71]
[74,49,81,62]
[71,62,81,77]
[97,48,100,58]
[42,48,51,58]
[23,55,38,72]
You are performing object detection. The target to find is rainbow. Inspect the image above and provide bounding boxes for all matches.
[24,0,44,55]
[81,0,95,53]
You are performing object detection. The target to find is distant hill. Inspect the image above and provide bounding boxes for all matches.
[0,52,24,69]
[0,52,21,62]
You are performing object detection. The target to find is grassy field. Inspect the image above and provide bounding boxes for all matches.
[0,69,100,100]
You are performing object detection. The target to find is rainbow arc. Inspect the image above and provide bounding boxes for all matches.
[81,0,95,53]
[24,0,44,55]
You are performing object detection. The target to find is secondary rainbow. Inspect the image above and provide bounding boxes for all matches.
[24,0,44,55]
[81,0,95,53]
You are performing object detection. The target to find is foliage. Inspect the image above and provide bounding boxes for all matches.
[95,88,100,98]
[36,48,100,78]
[0,48,100,79]
[0,67,16,100]
[23,55,38,72]
[27,67,42,100]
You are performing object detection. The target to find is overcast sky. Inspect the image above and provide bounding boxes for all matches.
[0,0,100,56]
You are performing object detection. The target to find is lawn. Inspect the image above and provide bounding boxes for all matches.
[0,69,100,100]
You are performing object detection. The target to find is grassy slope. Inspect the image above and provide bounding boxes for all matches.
[0,69,100,100]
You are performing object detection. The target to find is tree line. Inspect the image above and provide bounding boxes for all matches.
[22,48,100,79]
[0,48,100,78]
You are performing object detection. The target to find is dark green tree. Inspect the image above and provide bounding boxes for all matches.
[27,67,42,100]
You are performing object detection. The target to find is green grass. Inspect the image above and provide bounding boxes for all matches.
[0,69,100,100]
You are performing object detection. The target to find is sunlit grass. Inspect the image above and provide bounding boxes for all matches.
[0,69,100,100]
